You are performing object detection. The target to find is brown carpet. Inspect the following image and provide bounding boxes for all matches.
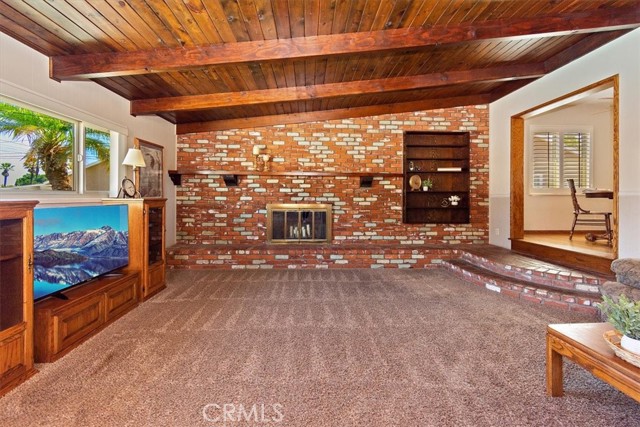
[1,269,639,426]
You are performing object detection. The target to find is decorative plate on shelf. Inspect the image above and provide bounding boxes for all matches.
[409,175,422,191]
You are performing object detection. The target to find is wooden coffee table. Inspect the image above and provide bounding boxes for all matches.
[547,323,640,403]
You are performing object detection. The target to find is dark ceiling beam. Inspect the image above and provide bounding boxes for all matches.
[175,94,493,134]
[50,6,640,80]
[132,63,544,115]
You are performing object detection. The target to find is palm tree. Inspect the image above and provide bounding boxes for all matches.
[0,103,109,190]
[1,162,14,187]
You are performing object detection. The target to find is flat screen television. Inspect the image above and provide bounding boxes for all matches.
[33,204,129,301]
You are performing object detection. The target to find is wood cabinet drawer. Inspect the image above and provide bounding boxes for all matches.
[106,275,138,321]
[145,262,166,299]
[0,324,26,381]
[53,295,105,355]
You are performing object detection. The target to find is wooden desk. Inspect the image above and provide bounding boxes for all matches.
[584,189,614,199]
[547,323,640,403]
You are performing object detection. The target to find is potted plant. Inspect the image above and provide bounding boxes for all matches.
[422,177,433,191]
[448,195,461,206]
[598,294,640,354]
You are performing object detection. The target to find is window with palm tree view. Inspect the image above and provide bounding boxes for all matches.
[0,99,113,193]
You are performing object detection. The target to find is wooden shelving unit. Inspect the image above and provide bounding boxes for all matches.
[0,200,38,396]
[403,131,470,224]
[104,198,166,300]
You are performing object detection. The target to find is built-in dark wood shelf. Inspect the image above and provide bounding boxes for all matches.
[168,169,402,187]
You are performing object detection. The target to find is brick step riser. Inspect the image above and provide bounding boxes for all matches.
[167,250,453,269]
[442,260,600,316]
[460,251,602,289]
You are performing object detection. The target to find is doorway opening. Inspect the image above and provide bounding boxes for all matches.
[509,76,618,275]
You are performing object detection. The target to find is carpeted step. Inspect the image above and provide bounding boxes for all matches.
[441,258,601,315]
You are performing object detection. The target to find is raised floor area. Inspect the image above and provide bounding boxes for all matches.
[167,243,612,316]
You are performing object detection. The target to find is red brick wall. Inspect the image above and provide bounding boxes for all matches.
[176,106,489,245]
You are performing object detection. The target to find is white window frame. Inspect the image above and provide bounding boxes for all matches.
[0,95,122,199]
[528,125,593,195]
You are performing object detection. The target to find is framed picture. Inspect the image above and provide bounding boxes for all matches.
[135,138,163,198]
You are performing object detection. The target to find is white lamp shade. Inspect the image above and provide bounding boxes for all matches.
[122,148,146,168]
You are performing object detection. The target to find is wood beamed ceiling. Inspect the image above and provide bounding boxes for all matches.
[1,1,639,134]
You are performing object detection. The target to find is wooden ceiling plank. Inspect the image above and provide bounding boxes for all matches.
[131,63,544,114]
[145,0,206,46]
[50,5,640,80]
[1,1,90,54]
[317,0,334,35]
[385,0,414,29]
[484,0,522,20]
[40,0,127,51]
[199,0,238,42]
[242,1,282,91]
[175,93,492,133]
[137,73,185,97]
[19,0,110,52]
[370,0,397,31]
[228,1,274,92]
[177,0,225,44]
[178,69,220,96]
[271,0,292,38]
[219,0,251,42]
[314,0,334,86]
[406,0,439,27]
[85,0,153,50]
[395,0,423,27]
[449,0,492,25]
[437,0,470,25]
[0,8,70,55]
[357,0,384,32]
[66,1,141,51]
[152,71,198,96]
[289,0,305,104]
[323,0,353,88]
[94,77,138,99]
[343,0,366,33]
[489,78,538,102]
[419,0,451,26]
[289,0,305,38]
[543,29,629,72]
[253,0,279,40]
[236,0,265,41]
[200,67,234,93]
[104,0,176,48]
[303,0,320,86]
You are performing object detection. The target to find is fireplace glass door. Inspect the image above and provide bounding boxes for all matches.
[267,204,332,243]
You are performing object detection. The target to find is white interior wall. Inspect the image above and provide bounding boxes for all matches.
[0,33,177,245]
[489,28,640,257]
[524,102,614,230]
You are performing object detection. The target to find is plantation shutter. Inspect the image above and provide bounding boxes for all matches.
[532,131,561,188]
[562,132,591,188]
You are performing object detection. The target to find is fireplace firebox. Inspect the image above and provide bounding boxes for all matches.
[266,203,332,243]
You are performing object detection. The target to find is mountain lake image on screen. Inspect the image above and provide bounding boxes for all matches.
[33,204,129,300]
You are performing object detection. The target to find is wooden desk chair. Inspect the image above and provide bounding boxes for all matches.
[567,178,612,244]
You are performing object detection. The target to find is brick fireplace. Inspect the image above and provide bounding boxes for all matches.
[169,106,489,268]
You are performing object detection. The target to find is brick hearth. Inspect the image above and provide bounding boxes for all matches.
[166,243,604,315]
